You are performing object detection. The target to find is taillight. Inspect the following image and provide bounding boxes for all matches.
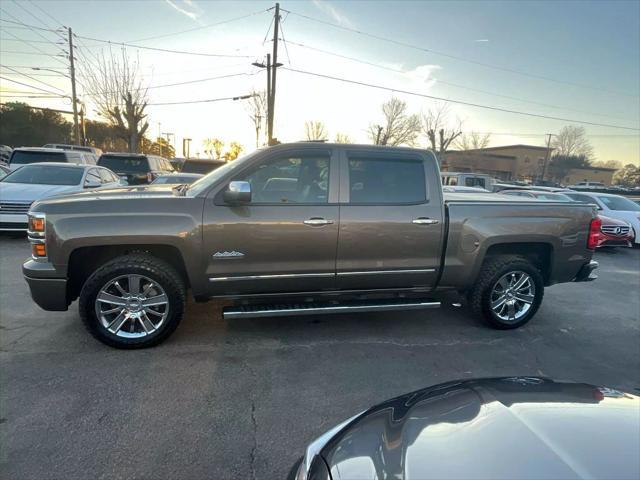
[588,217,602,249]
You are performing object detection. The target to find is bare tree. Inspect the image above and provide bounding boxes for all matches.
[368,97,421,146]
[552,126,594,160]
[82,48,149,152]
[455,131,491,150]
[422,103,462,155]
[304,120,328,141]
[334,132,352,144]
[245,90,267,148]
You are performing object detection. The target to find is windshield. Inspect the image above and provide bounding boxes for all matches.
[598,195,640,211]
[1,164,83,185]
[10,150,66,165]
[98,156,149,174]
[534,193,573,201]
[187,151,261,196]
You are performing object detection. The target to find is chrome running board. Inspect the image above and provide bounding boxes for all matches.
[223,298,441,319]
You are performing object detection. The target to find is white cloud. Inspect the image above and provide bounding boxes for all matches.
[164,0,202,21]
[404,64,442,89]
[312,0,355,29]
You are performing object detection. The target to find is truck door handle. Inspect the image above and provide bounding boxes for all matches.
[303,218,334,226]
[412,217,439,225]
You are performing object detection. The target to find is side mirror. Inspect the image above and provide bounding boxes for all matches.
[84,179,101,189]
[224,181,251,204]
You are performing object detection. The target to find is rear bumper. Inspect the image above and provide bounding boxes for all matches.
[574,260,598,282]
[23,259,69,311]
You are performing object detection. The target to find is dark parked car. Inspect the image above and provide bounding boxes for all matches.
[8,147,94,171]
[97,153,174,184]
[151,173,203,185]
[180,158,226,174]
[293,377,640,480]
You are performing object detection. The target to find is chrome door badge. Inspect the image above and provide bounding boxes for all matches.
[213,251,245,259]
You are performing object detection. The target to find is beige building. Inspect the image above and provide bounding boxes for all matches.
[442,145,617,185]
[562,166,616,185]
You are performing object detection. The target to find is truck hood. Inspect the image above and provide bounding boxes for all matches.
[319,378,639,480]
[0,182,79,202]
[32,184,178,207]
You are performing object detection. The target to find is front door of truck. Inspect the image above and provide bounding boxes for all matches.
[202,148,340,296]
[336,149,444,290]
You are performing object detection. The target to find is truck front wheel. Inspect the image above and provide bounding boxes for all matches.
[469,256,544,329]
[78,254,186,349]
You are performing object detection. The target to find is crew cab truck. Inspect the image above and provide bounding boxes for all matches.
[23,143,600,349]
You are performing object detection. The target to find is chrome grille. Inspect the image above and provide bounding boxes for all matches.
[601,225,630,236]
[0,201,32,214]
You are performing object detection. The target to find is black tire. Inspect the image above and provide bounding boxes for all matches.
[468,255,544,329]
[79,254,186,349]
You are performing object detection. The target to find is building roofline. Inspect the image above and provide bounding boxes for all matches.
[472,145,551,152]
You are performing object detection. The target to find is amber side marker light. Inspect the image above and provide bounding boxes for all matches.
[32,243,46,257]
[29,217,45,232]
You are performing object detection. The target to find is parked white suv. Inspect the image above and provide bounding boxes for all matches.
[567,181,606,189]
[7,147,95,171]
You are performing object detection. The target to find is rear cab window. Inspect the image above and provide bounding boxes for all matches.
[10,150,66,165]
[347,157,426,204]
[98,155,150,174]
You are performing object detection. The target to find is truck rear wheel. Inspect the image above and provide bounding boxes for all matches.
[79,254,186,349]
[469,256,544,329]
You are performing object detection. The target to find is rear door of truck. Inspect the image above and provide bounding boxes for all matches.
[335,147,445,289]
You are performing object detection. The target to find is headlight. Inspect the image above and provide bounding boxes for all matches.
[27,212,47,259]
[296,412,363,480]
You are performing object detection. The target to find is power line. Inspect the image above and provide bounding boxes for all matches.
[0,10,69,63]
[27,0,66,28]
[283,8,639,99]
[282,67,640,131]
[127,9,269,43]
[283,39,631,122]
[0,75,66,96]
[147,93,255,106]
[0,17,59,32]
[1,64,65,92]
[74,33,256,58]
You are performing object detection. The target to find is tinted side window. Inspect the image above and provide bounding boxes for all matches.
[237,155,329,204]
[348,158,425,204]
[98,169,115,183]
[84,169,101,185]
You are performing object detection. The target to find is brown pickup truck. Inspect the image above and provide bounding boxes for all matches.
[23,143,599,348]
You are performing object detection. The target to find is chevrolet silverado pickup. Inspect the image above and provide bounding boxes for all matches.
[23,143,600,348]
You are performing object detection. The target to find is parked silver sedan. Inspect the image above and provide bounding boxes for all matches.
[0,162,123,231]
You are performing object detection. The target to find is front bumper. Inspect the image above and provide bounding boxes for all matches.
[0,213,28,231]
[23,259,69,311]
[574,260,598,282]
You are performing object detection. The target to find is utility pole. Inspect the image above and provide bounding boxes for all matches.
[79,103,86,146]
[67,27,80,145]
[540,133,553,183]
[268,3,280,145]
[162,132,174,157]
[183,138,192,158]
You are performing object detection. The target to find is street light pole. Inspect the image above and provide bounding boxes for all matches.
[540,133,554,183]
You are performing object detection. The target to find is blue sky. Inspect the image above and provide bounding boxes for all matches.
[1,0,638,163]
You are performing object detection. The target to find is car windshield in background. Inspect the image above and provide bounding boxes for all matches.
[599,195,640,211]
[99,156,149,174]
[10,151,66,165]
[536,193,573,201]
[1,165,83,185]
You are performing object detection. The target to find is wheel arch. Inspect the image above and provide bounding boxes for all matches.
[68,244,191,303]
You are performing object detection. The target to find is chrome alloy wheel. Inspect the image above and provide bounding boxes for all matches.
[490,271,535,322]
[95,274,169,338]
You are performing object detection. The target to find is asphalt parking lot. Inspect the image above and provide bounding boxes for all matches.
[1,235,639,479]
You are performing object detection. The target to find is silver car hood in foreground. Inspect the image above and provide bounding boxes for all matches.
[318,378,639,480]
[0,182,79,203]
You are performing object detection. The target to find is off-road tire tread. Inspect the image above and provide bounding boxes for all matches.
[79,254,186,349]
[469,255,544,330]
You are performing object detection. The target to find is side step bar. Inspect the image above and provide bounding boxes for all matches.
[223,298,441,319]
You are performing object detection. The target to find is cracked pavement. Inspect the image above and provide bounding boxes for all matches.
[1,235,639,479]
